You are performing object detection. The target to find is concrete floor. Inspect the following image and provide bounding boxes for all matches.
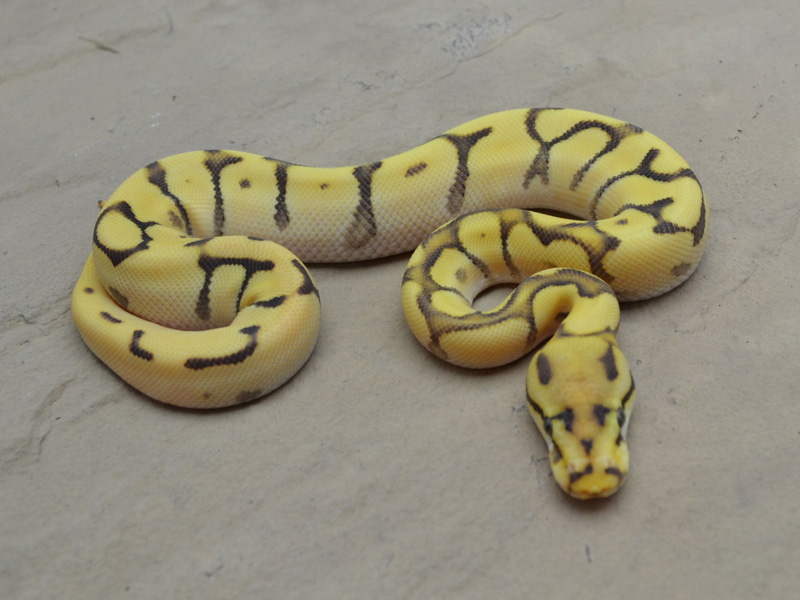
[2,1,798,598]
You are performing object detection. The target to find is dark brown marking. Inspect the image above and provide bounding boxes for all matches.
[405,162,428,177]
[129,330,153,361]
[600,344,618,380]
[691,195,707,246]
[521,211,620,283]
[84,287,94,294]
[523,110,641,191]
[204,151,245,236]
[320,183,329,190]
[184,238,212,247]
[622,379,635,406]
[522,110,703,233]
[292,259,320,299]
[442,128,492,214]
[100,311,122,323]
[672,262,692,277]
[581,439,593,455]
[605,467,624,478]
[594,150,698,220]
[108,287,129,309]
[618,197,695,240]
[455,267,467,283]
[414,244,614,361]
[593,404,611,426]
[254,295,286,308]
[93,201,157,267]
[184,325,260,370]
[147,161,193,235]
[167,211,182,229]
[498,215,525,280]
[273,162,290,231]
[569,464,593,483]
[552,443,563,463]
[542,416,553,436]
[558,408,574,432]
[195,255,275,321]
[522,109,553,187]
[345,162,382,248]
[536,353,552,385]
[240,178,251,189]
[526,392,545,420]
[234,390,264,405]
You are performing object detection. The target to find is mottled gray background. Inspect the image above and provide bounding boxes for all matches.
[2,1,798,598]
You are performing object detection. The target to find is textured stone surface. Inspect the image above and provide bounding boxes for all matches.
[2,0,798,598]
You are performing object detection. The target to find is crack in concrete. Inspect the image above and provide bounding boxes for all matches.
[1,379,74,470]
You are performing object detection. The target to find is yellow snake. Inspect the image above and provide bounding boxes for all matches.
[71,108,707,498]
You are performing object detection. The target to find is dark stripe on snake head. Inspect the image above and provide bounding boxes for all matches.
[600,343,618,380]
[569,464,593,483]
[593,404,611,426]
[526,392,545,419]
[557,408,574,432]
[621,378,635,406]
[536,353,552,385]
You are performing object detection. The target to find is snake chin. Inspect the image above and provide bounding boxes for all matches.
[551,447,630,499]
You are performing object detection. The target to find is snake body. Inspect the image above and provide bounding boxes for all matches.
[71,108,706,497]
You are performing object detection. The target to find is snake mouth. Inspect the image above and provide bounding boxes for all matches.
[562,463,627,499]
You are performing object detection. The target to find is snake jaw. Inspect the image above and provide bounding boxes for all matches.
[544,414,631,500]
[554,441,630,500]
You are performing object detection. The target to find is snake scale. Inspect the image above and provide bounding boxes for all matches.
[72,108,707,498]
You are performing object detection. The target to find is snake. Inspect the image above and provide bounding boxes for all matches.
[71,108,707,498]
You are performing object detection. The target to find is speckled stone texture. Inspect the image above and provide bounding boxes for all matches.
[2,1,798,598]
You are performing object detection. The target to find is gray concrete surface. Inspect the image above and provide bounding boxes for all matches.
[2,1,798,598]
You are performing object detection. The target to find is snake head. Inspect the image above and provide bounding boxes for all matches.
[526,334,636,499]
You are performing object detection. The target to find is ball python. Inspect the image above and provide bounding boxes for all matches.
[71,108,707,498]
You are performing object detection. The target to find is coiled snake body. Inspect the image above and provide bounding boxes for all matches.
[72,108,707,498]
